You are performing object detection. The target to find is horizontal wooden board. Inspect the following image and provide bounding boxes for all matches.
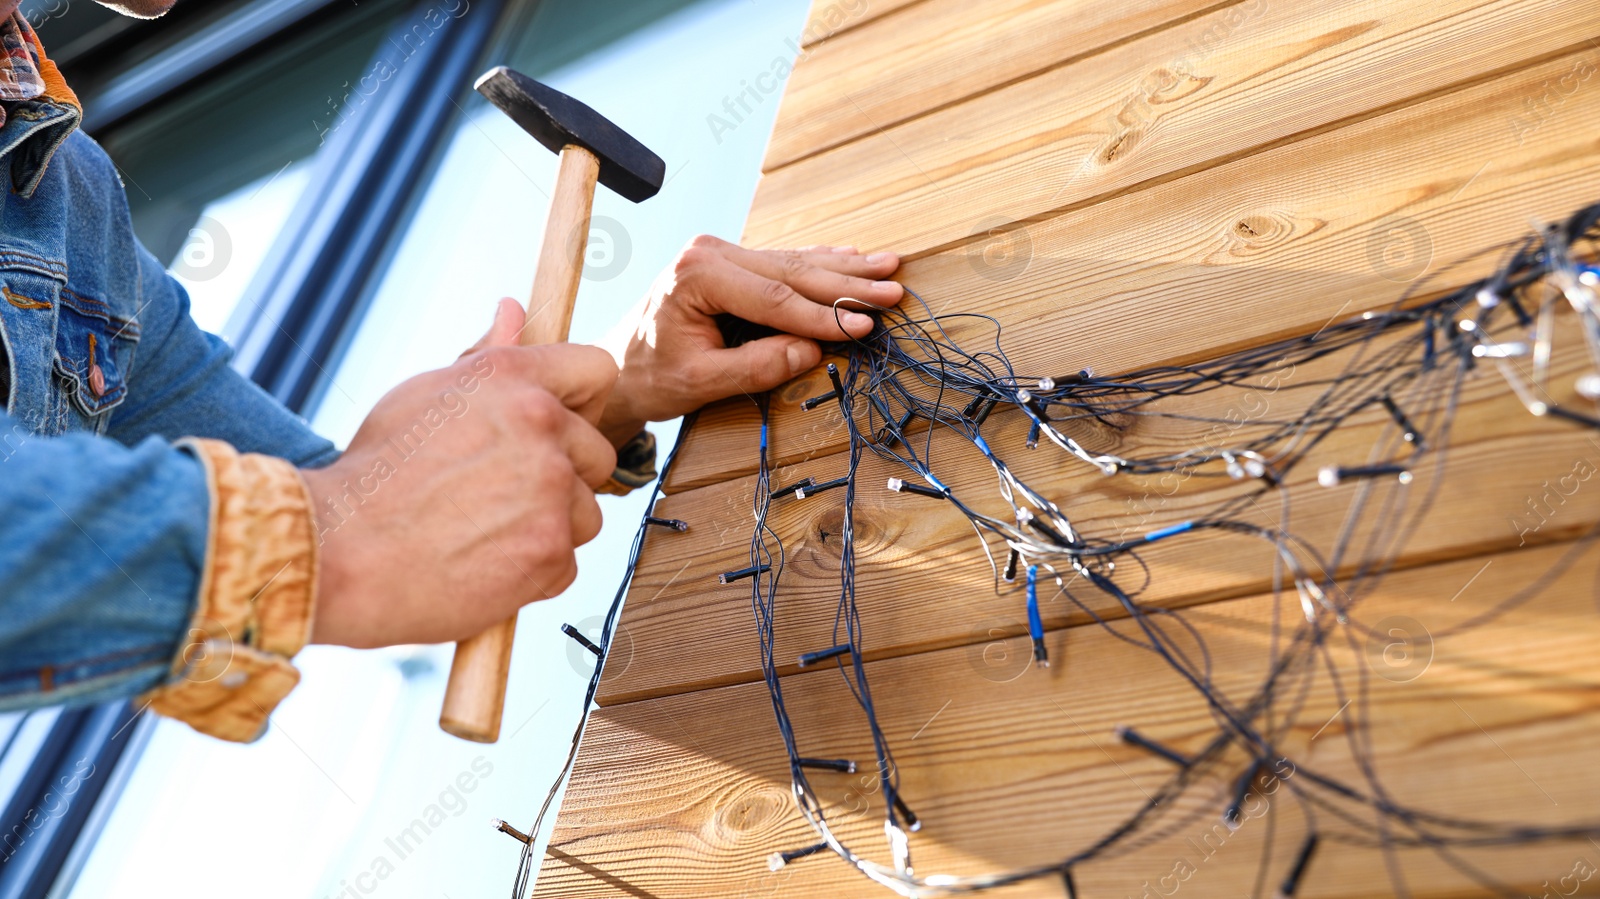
[541,542,1600,897]
[674,42,1600,493]
[600,332,1600,705]
[746,0,1600,257]
[768,0,1225,170]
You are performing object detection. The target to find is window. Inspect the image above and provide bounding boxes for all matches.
[0,0,812,896]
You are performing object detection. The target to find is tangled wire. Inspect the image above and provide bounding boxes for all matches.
[520,200,1600,898]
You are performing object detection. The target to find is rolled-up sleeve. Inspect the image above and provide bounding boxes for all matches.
[0,426,322,743]
[0,245,332,741]
[0,424,210,709]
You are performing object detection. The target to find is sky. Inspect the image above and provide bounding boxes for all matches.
[65,0,811,896]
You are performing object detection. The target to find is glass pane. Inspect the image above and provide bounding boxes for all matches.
[97,0,403,340]
[169,161,315,336]
[71,0,811,896]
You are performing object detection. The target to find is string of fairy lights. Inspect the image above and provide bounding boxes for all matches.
[515,201,1600,898]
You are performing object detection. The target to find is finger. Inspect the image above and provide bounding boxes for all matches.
[712,264,878,341]
[569,480,603,547]
[509,344,618,425]
[744,245,900,278]
[460,297,526,357]
[696,335,821,398]
[553,405,618,489]
[724,246,903,308]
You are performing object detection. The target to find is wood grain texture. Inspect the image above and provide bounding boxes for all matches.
[441,145,599,743]
[524,145,599,346]
[532,1,1600,893]
[797,0,922,48]
[769,0,1226,170]
[541,542,1600,897]
[744,0,1599,258]
[597,333,1600,705]
[667,44,1600,493]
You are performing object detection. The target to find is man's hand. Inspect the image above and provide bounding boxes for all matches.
[597,237,902,444]
[303,299,618,648]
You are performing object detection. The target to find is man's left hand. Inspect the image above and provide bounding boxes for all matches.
[596,236,902,445]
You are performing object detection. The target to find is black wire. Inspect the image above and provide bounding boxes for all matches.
[512,201,1600,897]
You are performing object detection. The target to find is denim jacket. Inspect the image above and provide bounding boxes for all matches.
[0,79,338,724]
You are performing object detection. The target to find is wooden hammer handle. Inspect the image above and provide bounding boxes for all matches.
[439,145,601,743]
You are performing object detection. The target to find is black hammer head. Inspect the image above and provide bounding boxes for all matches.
[475,65,665,204]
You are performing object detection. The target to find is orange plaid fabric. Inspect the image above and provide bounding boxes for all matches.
[0,12,46,127]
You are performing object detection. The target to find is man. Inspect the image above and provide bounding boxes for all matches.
[0,0,902,741]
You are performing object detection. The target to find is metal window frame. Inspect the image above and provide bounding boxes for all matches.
[232,0,509,409]
[78,0,381,134]
[0,1,510,895]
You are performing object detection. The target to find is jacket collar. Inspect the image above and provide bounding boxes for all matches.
[0,12,80,198]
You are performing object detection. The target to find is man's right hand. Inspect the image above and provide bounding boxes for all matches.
[301,298,618,649]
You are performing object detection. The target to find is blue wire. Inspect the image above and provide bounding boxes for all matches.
[1026,565,1043,642]
[1144,521,1194,543]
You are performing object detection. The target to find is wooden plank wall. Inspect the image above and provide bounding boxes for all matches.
[536,1,1600,896]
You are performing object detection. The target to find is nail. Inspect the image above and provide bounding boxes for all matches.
[786,342,808,373]
[834,245,857,254]
[874,280,902,294]
[865,252,894,265]
[841,311,874,332]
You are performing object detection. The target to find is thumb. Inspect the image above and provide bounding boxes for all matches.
[709,335,821,396]
[461,297,526,356]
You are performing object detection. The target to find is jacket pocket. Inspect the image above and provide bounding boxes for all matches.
[53,287,134,419]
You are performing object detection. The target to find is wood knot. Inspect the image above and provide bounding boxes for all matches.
[792,502,902,575]
[1100,129,1139,165]
[1212,210,1325,261]
[779,368,830,405]
[707,783,791,846]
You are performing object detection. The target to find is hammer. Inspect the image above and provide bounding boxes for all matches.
[439,66,665,743]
